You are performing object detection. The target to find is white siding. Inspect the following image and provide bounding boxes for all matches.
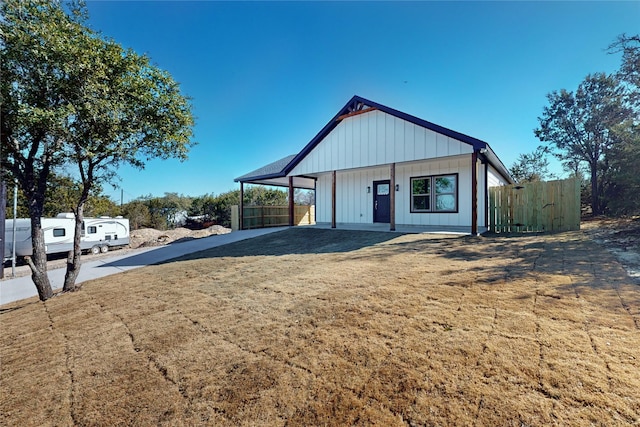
[290,110,474,176]
[395,157,472,228]
[487,165,508,187]
[315,157,475,228]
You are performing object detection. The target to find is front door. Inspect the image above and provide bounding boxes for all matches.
[373,180,391,223]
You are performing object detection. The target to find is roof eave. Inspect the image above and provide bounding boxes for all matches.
[283,95,489,175]
[234,171,286,183]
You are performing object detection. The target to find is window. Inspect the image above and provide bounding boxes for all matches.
[410,174,458,213]
[53,228,66,237]
[411,178,430,211]
[87,226,97,234]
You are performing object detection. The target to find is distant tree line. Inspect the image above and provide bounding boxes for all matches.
[123,187,314,230]
[510,34,639,216]
[4,176,315,231]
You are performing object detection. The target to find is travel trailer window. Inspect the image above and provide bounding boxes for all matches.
[88,226,97,234]
[53,228,66,237]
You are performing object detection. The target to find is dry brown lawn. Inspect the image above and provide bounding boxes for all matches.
[1,228,639,426]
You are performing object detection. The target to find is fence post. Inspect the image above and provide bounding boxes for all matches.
[230,205,239,231]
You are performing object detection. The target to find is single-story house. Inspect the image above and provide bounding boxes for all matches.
[235,95,514,234]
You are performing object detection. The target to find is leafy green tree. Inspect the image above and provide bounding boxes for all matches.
[121,200,151,230]
[609,34,640,100]
[606,34,640,215]
[1,0,81,299]
[605,123,640,215]
[509,146,555,183]
[4,173,119,218]
[188,193,218,223]
[133,193,192,230]
[212,190,240,228]
[1,0,195,298]
[244,186,288,206]
[535,73,633,216]
[84,194,120,218]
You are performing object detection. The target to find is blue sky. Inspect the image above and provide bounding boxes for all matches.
[84,1,639,203]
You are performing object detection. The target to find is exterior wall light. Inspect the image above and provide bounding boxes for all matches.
[395,184,400,191]
[367,186,371,193]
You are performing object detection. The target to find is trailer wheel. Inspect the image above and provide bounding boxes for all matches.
[100,245,109,254]
[90,245,100,255]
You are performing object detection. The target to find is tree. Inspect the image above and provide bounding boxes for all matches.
[609,34,640,98]
[509,146,554,183]
[1,0,86,300]
[244,186,288,206]
[294,189,315,206]
[605,123,640,215]
[1,0,195,298]
[535,73,633,216]
[121,200,151,230]
[606,34,640,215]
[188,193,218,224]
[3,172,119,219]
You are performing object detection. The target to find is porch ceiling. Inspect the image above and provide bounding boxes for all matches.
[240,176,316,190]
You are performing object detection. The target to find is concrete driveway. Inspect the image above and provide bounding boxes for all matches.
[0,227,286,305]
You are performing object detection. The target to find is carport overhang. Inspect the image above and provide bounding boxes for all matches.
[235,174,316,190]
[234,155,316,230]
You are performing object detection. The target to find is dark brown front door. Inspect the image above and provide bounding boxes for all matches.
[373,180,391,223]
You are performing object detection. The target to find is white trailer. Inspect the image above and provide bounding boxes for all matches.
[3,213,130,260]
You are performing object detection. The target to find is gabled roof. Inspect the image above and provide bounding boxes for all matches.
[282,95,490,177]
[236,95,513,185]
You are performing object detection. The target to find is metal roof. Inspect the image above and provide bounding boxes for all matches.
[235,95,514,185]
[234,154,316,189]
[235,154,296,183]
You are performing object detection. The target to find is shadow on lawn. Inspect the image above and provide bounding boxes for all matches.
[165,228,404,262]
[127,227,634,294]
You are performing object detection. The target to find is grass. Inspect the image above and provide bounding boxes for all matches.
[1,228,639,426]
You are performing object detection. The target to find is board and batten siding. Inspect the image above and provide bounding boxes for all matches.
[290,110,474,177]
[315,157,478,228]
[487,164,508,188]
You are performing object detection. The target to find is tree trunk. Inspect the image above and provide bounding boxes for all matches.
[63,205,84,292]
[590,163,600,216]
[27,215,53,301]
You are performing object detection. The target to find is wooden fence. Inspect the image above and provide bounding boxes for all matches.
[488,178,580,233]
[231,205,315,230]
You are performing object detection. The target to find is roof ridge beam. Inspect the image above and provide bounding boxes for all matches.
[337,106,377,122]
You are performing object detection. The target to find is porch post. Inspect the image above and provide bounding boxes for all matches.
[471,151,478,235]
[239,181,244,231]
[331,170,336,228]
[390,163,396,231]
[288,176,294,226]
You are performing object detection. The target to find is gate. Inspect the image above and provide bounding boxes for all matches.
[488,178,580,233]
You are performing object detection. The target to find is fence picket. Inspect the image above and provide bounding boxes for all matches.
[489,178,580,233]
[241,205,315,229]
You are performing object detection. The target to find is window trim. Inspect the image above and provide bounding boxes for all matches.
[410,173,459,213]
